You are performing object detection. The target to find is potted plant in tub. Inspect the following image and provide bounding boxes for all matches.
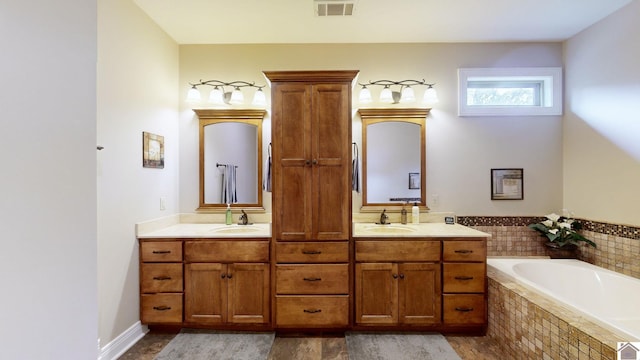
[528,213,596,258]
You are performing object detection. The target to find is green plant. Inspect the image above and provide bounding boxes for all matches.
[528,213,596,248]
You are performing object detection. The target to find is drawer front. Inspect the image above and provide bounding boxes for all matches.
[141,263,183,293]
[442,294,486,324]
[276,296,349,327]
[141,241,182,262]
[442,240,486,262]
[443,263,485,293]
[276,242,349,263]
[356,241,440,262]
[276,264,349,294]
[141,293,183,324]
[184,241,269,262]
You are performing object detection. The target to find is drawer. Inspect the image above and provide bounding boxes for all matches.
[141,293,183,324]
[442,240,486,262]
[356,241,440,262]
[141,263,183,293]
[276,242,349,263]
[276,264,349,294]
[443,294,486,325]
[276,295,349,327]
[443,263,485,293]
[184,240,269,262]
[140,241,182,262]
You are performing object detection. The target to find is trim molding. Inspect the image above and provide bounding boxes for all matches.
[98,321,148,360]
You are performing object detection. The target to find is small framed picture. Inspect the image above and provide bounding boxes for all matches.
[409,172,420,189]
[143,131,164,169]
[491,168,523,200]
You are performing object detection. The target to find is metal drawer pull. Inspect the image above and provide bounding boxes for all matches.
[303,277,322,282]
[153,276,172,281]
[152,250,171,254]
[303,309,322,314]
[302,250,322,255]
[454,250,473,254]
[153,306,172,311]
[454,276,474,280]
[455,307,474,312]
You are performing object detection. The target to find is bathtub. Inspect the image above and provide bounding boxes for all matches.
[487,257,640,340]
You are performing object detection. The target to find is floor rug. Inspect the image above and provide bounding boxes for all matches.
[345,332,461,360]
[154,329,275,360]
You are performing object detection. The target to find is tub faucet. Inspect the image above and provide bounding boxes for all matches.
[238,210,249,225]
[379,209,389,225]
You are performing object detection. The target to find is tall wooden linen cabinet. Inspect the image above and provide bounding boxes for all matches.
[264,70,358,329]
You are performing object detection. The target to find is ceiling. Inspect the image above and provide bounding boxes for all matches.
[133,0,631,45]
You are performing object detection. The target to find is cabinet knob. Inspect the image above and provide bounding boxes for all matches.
[305,160,311,166]
[312,159,318,165]
[227,273,233,279]
[221,274,226,279]
[392,274,398,279]
[399,273,405,279]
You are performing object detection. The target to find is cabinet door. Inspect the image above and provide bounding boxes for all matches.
[311,83,351,241]
[272,83,312,241]
[398,263,441,325]
[355,263,397,324]
[184,263,226,324]
[227,263,270,324]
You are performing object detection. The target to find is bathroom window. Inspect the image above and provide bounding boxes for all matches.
[458,67,562,116]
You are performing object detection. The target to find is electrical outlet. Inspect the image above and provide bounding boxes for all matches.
[432,193,439,205]
[160,197,166,211]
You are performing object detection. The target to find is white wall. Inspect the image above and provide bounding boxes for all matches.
[564,1,640,226]
[179,43,564,216]
[0,1,98,359]
[97,0,179,351]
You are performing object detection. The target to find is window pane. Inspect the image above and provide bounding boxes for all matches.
[467,81,541,106]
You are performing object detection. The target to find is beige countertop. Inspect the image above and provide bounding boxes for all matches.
[137,223,271,239]
[352,222,490,238]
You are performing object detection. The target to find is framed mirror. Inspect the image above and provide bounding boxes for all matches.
[358,108,429,211]
[194,109,266,210]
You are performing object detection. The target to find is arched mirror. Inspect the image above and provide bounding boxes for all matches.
[194,109,265,210]
[359,108,429,211]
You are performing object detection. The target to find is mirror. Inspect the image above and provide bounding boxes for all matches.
[194,109,266,210]
[359,108,429,211]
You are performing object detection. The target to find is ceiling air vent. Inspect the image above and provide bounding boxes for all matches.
[314,0,356,16]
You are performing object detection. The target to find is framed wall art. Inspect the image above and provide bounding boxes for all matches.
[491,168,523,200]
[409,172,420,189]
[143,131,164,169]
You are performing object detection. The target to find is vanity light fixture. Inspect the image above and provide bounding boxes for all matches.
[186,79,268,106]
[357,79,438,105]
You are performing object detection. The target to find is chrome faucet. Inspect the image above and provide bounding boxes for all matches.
[238,209,249,225]
[379,209,389,225]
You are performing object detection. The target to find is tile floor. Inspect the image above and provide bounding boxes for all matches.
[118,329,507,359]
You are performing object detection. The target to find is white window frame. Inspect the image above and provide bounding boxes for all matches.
[458,67,563,116]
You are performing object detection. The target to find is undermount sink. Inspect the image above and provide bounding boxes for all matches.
[361,225,417,234]
[209,225,262,234]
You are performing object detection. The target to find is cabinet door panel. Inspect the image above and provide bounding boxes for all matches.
[355,263,397,324]
[443,263,486,293]
[141,263,183,293]
[228,263,269,324]
[398,263,441,324]
[184,263,226,324]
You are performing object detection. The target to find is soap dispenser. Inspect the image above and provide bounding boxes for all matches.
[225,204,232,225]
[400,203,408,224]
[412,202,420,224]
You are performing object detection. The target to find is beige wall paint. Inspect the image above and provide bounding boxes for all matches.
[179,42,564,216]
[564,1,640,226]
[98,0,179,349]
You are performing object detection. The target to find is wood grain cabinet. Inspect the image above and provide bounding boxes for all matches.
[139,240,184,324]
[184,240,270,326]
[265,70,357,329]
[355,240,441,326]
[442,239,487,326]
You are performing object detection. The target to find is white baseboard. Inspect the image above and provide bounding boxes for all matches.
[98,321,148,360]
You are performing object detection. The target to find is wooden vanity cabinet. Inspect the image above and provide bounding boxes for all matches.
[139,240,184,324]
[266,70,357,329]
[442,239,487,326]
[355,240,441,326]
[184,240,270,326]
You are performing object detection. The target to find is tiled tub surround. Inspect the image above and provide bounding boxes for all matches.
[487,265,626,360]
[458,216,640,280]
